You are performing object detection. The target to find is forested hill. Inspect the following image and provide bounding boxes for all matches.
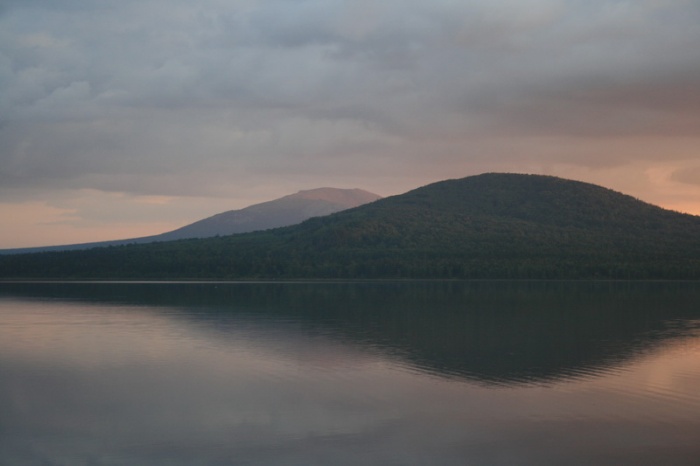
[3,173,700,280]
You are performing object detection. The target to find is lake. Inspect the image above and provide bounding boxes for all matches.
[1,281,699,465]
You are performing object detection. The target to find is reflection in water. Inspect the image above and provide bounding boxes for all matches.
[0,281,699,465]
[3,280,699,385]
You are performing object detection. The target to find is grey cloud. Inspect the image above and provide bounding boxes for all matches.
[671,167,700,187]
[1,0,699,202]
[459,66,700,139]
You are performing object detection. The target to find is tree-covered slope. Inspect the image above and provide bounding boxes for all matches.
[2,173,700,279]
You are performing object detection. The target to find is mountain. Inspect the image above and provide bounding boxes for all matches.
[0,188,381,254]
[155,187,381,241]
[2,173,700,279]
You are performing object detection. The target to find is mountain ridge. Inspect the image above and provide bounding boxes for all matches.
[1,187,381,254]
[2,173,700,279]
[159,187,380,241]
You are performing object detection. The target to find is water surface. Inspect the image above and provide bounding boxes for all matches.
[1,281,699,465]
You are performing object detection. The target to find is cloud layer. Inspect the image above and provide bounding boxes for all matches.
[2,0,700,246]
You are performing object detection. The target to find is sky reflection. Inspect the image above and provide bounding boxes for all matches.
[1,282,699,465]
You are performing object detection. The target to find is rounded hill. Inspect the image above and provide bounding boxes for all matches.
[2,173,700,279]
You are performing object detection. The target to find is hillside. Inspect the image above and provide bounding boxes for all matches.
[1,188,381,254]
[156,188,381,241]
[2,173,700,279]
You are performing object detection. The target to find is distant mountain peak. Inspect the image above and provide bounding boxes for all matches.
[0,187,382,254]
[285,187,381,205]
[157,187,382,240]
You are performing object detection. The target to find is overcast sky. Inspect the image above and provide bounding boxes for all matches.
[2,0,700,247]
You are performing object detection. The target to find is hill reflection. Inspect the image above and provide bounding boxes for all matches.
[2,281,699,385]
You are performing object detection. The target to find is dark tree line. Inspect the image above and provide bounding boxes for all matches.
[3,173,700,280]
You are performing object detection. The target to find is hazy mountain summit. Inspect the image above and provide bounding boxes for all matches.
[0,187,380,254]
[156,187,381,241]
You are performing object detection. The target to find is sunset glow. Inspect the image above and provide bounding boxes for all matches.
[2,0,699,248]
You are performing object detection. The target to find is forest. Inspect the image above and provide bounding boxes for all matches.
[2,174,700,280]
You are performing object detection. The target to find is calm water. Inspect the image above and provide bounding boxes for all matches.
[1,281,699,465]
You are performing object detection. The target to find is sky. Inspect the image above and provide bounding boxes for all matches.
[2,0,700,248]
